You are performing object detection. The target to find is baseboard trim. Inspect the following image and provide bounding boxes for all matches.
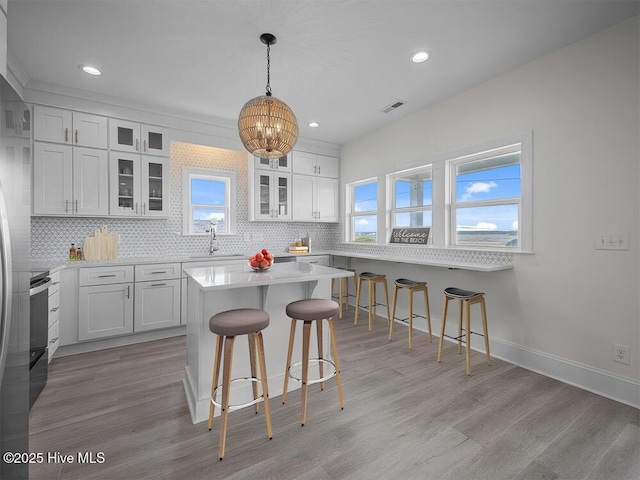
[55,327,186,358]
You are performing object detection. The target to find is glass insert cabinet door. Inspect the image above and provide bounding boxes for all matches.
[253,171,291,220]
[141,157,169,217]
[109,119,170,156]
[254,154,291,172]
[115,155,137,214]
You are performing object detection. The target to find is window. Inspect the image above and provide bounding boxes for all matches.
[347,179,378,242]
[182,167,236,235]
[449,140,528,250]
[388,165,433,230]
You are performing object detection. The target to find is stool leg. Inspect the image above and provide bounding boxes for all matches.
[382,278,391,328]
[408,288,414,350]
[423,285,432,343]
[437,296,449,363]
[328,318,344,410]
[301,320,312,426]
[457,299,463,354]
[338,277,344,318]
[282,319,297,404]
[368,280,374,332]
[255,332,273,440]
[480,297,491,366]
[389,285,399,341]
[208,334,223,430]
[248,334,259,414]
[219,335,235,460]
[316,319,324,391]
[354,278,363,326]
[465,300,472,376]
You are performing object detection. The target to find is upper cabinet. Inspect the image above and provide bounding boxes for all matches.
[292,151,339,178]
[109,119,170,157]
[109,152,169,218]
[1,101,30,138]
[33,106,108,149]
[254,154,291,172]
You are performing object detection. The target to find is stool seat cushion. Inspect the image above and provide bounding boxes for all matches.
[444,287,484,299]
[209,308,270,336]
[395,278,425,287]
[286,299,340,321]
[360,271,386,279]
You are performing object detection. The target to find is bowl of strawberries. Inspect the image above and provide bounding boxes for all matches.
[249,248,274,272]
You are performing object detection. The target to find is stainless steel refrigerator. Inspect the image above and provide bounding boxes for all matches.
[0,74,31,480]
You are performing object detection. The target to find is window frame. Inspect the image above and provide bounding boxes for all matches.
[182,167,237,236]
[346,177,378,243]
[386,164,433,243]
[446,134,532,252]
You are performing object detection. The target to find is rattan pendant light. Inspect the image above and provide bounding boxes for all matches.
[238,33,298,159]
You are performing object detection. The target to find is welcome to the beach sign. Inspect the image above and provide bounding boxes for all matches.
[389,227,431,245]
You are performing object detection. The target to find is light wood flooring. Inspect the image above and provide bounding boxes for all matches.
[30,309,639,480]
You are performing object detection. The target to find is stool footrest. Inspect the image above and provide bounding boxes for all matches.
[393,313,429,323]
[211,377,267,411]
[443,331,485,342]
[357,301,387,311]
[287,358,337,385]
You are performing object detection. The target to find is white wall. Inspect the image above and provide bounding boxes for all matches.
[341,18,639,402]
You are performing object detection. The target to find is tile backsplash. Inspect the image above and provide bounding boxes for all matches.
[31,143,341,263]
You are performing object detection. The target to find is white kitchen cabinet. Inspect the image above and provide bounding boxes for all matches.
[109,118,170,157]
[292,151,339,178]
[134,279,181,332]
[254,154,291,172]
[1,101,30,138]
[32,142,109,216]
[109,152,169,217]
[33,106,108,149]
[249,169,292,221]
[292,174,339,222]
[296,255,331,266]
[79,266,134,341]
[47,271,61,362]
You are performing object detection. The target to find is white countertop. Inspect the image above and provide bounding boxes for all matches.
[184,262,353,291]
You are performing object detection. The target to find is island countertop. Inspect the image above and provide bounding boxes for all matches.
[183,261,353,291]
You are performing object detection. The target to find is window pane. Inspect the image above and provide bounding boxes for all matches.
[455,204,519,247]
[456,163,520,203]
[353,215,377,242]
[191,178,227,205]
[395,176,432,208]
[354,182,377,212]
[395,210,432,227]
[192,208,226,234]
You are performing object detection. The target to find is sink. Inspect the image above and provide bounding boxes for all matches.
[186,254,246,261]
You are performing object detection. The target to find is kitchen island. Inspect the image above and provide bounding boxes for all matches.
[182,262,353,424]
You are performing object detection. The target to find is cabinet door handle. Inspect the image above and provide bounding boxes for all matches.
[75,129,79,144]
[50,307,60,313]
[75,199,78,213]
[64,128,69,143]
[150,271,167,274]
[317,211,321,220]
[51,281,60,286]
[135,202,138,214]
[65,199,69,213]
[136,139,139,151]
[142,203,146,215]
[317,166,321,175]
[98,274,116,278]
[49,337,59,344]
[126,285,131,298]
[143,139,147,152]
[151,283,166,287]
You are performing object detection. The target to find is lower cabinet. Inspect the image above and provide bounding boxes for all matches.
[48,270,61,361]
[78,282,134,341]
[134,279,180,332]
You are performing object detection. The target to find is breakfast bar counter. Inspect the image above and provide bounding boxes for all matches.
[182,262,353,424]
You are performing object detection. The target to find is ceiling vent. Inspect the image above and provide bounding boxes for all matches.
[380,100,405,113]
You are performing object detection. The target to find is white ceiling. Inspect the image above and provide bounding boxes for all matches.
[7,0,639,146]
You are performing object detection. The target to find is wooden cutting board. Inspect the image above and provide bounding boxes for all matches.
[83,226,118,260]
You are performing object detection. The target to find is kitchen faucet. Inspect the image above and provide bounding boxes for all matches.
[208,222,219,255]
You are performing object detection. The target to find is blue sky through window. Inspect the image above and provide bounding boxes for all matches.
[456,164,520,203]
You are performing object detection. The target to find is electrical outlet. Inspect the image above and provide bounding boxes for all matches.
[613,344,630,365]
[595,233,630,250]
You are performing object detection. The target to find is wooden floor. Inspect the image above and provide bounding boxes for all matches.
[30,308,639,480]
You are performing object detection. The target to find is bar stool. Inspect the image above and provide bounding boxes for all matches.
[354,272,391,331]
[389,278,432,349]
[282,298,344,426]
[437,288,491,375]
[207,308,273,460]
[331,267,357,318]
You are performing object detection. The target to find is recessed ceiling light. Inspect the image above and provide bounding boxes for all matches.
[308,122,320,128]
[78,64,102,76]
[410,51,430,63]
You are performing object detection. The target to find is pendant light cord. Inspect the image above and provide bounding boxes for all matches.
[265,42,272,97]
